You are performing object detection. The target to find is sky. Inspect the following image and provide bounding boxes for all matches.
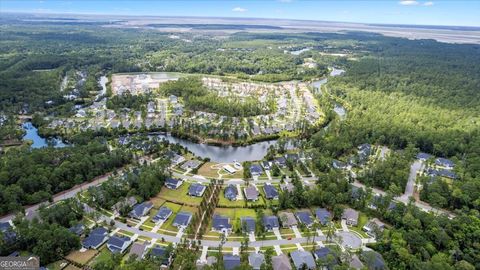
[1,0,479,27]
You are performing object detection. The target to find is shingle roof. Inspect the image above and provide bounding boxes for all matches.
[272,254,292,270]
[68,223,85,236]
[263,215,280,230]
[362,251,386,270]
[224,185,238,200]
[279,212,298,227]
[173,212,192,227]
[313,247,338,266]
[188,183,206,197]
[315,208,331,225]
[240,217,256,233]
[129,242,147,260]
[130,202,153,218]
[244,186,259,200]
[290,250,316,269]
[107,235,131,253]
[212,215,232,231]
[250,164,263,175]
[223,255,241,270]
[165,178,183,189]
[82,227,108,249]
[416,152,433,160]
[264,184,279,199]
[248,253,265,269]
[435,157,454,167]
[152,206,173,223]
[295,211,313,226]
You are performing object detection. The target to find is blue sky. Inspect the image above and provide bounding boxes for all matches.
[2,1,479,27]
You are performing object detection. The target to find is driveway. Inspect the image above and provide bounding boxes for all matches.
[336,231,362,249]
[399,160,423,202]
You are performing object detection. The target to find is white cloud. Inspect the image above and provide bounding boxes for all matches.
[232,7,247,12]
[423,1,434,6]
[399,0,419,5]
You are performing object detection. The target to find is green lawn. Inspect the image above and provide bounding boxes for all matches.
[157,183,202,206]
[89,248,111,267]
[218,193,245,208]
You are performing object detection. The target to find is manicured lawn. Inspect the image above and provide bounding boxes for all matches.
[157,184,202,206]
[118,230,135,237]
[89,248,111,267]
[218,194,245,208]
[349,226,369,238]
[66,249,98,266]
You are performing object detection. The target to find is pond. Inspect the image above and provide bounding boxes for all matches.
[22,122,69,149]
[153,134,281,162]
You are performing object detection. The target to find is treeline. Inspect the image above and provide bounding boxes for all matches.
[160,78,274,117]
[106,92,151,112]
[0,142,132,215]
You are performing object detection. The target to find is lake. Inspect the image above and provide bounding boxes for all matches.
[152,133,280,162]
[22,122,69,149]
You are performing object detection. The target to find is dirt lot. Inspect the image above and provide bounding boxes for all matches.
[66,249,98,265]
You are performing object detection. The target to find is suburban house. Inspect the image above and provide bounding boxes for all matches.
[416,152,433,161]
[263,216,280,231]
[166,151,185,165]
[244,186,260,201]
[112,196,137,214]
[165,178,183,190]
[332,160,347,170]
[295,211,314,227]
[272,254,292,270]
[426,168,457,180]
[313,247,338,269]
[68,223,85,236]
[342,208,359,226]
[150,245,170,266]
[249,164,264,176]
[181,160,202,171]
[224,185,238,201]
[290,250,316,270]
[275,156,287,168]
[188,183,206,197]
[279,212,298,228]
[128,242,148,260]
[280,182,294,193]
[249,253,266,270]
[212,215,232,234]
[261,161,272,170]
[367,195,385,210]
[129,202,153,219]
[315,208,332,225]
[152,206,173,223]
[223,255,241,270]
[363,218,386,237]
[240,217,256,233]
[0,222,16,243]
[82,227,108,249]
[357,143,372,163]
[107,235,132,253]
[285,153,300,163]
[172,212,193,228]
[264,184,279,200]
[223,165,236,174]
[435,158,454,169]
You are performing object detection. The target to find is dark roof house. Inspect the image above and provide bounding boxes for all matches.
[275,157,287,168]
[342,208,359,226]
[107,235,132,253]
[244,186,260,201]
[224,185,238,201]
[249,253,265,270]
[416,152,433,161]
[264,184,279,200]
[435,158,454,168]
[315,208,332,225]
[290,250,316,270]
[313,247,338,269]
[295,211,314,227]
[68,223,85,236]
[172,212,192,228]
[152,206,173,223]
[263,216,280,231]
[150,245,170,266]
[82,227,108,249]
[212,215,232,233]
[223,255,241,270]
[165,178,183,190]
[272,254,292,270]
[240,217,256,233]
[250,164,264,176]
[128,242,148,260]
[129,202,153,219]
[188,183,206,197]
[361,251,386,270]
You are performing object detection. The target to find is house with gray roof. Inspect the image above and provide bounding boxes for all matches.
[349,255,364,269]
[150,245,170,266]
[152,206,173,223]
[224,184,238,201]
[244,186,260,201]
[361,251,386,270]
[107,235,132,253]
[342,208,359,226]
[240,217,256,233]
[275,157,287,168]
[295,211,314,227]
[280,182,294,193]
[250,164,264,176]
[223,255,241,270]
[249,253,265,270]
[264,184,279,200]
[263,216,280,231]
[313,247,338,270]
[290,250,316,270]
[68,223,85,236]
[129,202,153,219]
[165,178,183,190]
[128,242,148,260]
[212,215,232,234]
[272,254,292,270]
[363,218,385,237]
[279,212,298,228]
[435,157,454,169]
[181,160,202,170]
[172,212,192,228]
[416,152,433,161]
[188,183,206,197]
[315,208,331,225]
[82,227,108,249]
[332,160,347,170]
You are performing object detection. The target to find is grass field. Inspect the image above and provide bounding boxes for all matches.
[218,192,246,208]
[66,250,98,266]
[156,184,202,206]
[88,248,111,267]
